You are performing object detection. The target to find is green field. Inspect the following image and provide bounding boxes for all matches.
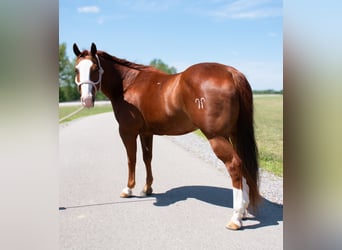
[254,95,283,176]
[59,95,283,176]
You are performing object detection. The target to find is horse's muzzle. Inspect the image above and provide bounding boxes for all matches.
[81,96,95,108]
[79,83,96,108]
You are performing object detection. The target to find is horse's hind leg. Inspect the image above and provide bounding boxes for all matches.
[139,134,154,196]
[207,135,249,230]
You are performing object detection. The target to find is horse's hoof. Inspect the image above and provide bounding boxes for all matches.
[226,221,242,230]
[120,192,131,198]
[120,187,132,198]
[141,186,153,196]
[242,209,249,220]
[145,186,153,195]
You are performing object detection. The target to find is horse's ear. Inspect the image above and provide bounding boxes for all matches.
[73,43,81,56]
[91,43,97,56]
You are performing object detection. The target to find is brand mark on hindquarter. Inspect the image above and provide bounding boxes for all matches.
[195,97,206,109]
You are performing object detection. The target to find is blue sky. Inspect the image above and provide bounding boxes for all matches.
[60,0,283,90]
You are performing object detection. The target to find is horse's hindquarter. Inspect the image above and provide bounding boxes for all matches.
[125,73,197,135]
[180,63,240,136]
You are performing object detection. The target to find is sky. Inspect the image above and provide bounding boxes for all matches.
[59,0,283,90]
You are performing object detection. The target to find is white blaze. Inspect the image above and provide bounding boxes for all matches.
[76,59,93,83]
[76,59,95,105]
[80,83,93,98]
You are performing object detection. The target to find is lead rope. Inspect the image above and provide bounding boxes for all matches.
[59,106,84,123]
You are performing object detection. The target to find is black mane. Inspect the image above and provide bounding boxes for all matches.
[97,51,162,72]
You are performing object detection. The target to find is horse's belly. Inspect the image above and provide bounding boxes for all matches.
[147,116,197,136]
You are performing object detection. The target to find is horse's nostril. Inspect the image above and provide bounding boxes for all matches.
[81,96,94,108]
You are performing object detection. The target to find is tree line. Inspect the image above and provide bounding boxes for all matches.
[253,89,283,94]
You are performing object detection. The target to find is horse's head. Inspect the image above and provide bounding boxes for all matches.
[73,43,104,108]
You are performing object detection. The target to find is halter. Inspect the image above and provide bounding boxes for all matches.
[75,54,104,94]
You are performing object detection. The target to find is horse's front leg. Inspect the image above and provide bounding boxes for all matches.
[139,134,154,196]
[119,132,137,198]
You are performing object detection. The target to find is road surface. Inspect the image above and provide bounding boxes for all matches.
[59,113,283,249]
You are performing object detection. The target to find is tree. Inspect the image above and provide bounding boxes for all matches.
[149,59,177,74]
[59,43,79,102]
[59,43,71,85]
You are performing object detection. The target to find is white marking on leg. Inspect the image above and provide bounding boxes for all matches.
[231,177,249,226]
[122,187,133,196]
[242,177,249,211]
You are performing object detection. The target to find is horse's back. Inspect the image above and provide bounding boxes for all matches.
[182,62,235,83]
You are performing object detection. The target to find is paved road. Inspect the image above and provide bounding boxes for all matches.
[59,113,283,250]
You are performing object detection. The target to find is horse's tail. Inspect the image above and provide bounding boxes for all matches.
[230,67,260,209]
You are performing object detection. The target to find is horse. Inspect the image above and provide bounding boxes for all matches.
[72,43,260,230]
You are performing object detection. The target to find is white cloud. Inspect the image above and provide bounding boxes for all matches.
[268,32,278,37]
[115,0,179,12]
[77,6,100,14]
[208,0,282,20]
[96,14,127,25]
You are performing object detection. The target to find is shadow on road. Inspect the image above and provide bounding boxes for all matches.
[152,185,283,229]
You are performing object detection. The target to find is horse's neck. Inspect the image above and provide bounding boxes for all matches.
[100,57,133,91]
[120,67,139,91]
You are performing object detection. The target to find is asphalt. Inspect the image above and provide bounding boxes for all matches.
[59,112,283,250]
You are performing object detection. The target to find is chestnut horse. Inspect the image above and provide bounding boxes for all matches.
[73,43,259,230]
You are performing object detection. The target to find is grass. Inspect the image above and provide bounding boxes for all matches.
[59,95,283,176]
[254,95,283,176]
[59,104,113,123]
